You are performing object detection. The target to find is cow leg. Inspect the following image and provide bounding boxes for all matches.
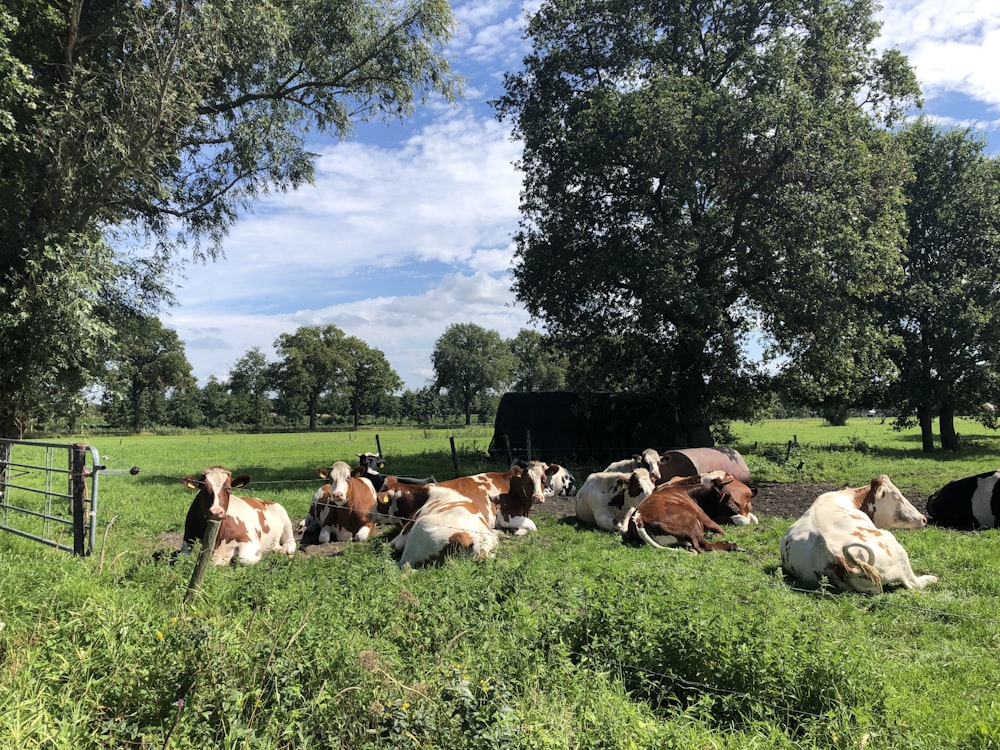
[498,515,537,535]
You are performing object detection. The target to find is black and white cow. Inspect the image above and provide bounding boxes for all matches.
[926,471,1000,529]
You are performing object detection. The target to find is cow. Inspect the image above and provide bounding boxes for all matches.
[301,461,378,543]
[780,475,937,594]
[375,461,550,536]
[396,463,547,566]
[925,470,1000,529]
[353,452,435,493]
[663,471,759,525]
[574,469,656,532]
[393,485,500,567]
[604,448,662,483]
[623,480,742,553]
[181,466,296,565]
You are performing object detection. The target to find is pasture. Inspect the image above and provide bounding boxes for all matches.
[1,421,999,748]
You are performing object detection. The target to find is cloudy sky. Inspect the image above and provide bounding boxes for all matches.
[162,0,1000,391]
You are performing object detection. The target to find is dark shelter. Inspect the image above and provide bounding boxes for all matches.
[488,391,694,465]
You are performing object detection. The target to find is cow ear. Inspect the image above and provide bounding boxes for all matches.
[631,453,642,462]
[316,467,328,478]
[545,464,559,477]
[511,464,524,476]
[231,474,252,489]
[180,476,200,490]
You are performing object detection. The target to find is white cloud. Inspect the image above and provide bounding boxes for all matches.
[165,107,530,390]
[877,1,1000,112]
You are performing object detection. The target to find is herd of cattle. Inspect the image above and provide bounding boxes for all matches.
[180,448,1000,593]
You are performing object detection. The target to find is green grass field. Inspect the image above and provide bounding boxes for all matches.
[1,421,999,749]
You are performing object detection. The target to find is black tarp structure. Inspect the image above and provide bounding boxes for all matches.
[488,391,688,465]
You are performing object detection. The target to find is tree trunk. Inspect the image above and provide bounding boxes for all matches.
[940,403,959,451]
[918,405,935,452]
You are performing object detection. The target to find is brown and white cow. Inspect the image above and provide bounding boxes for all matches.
[574,468,656,532]
[301,461,378,543]
[604,448,662,483]
[181,466,296,565]
[393,485,499,567]
[623,480,742,553]
[393,464,546,566]
[663,471,759,525]
[375,462,550,536]
[780,475,937,593]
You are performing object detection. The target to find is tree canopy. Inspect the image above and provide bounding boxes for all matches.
[884,121,1000,450]
[432,323,516,425]
[0,0,459,437]
[495,0,921,445]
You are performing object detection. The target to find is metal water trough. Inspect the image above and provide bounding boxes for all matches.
[658,447,750,483]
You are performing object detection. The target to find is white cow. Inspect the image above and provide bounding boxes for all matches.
[780,475,937,594]
[604,448,662,483]
[574,468,656,532]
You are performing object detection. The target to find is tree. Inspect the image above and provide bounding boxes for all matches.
[168,383,206,428]
[102,316,193,431]
[432,323,516,425]
[199,377,231,428]
[342,338,403,428]
[228,347,272,430]
[271,325,350,430]
[0,0,459,438]
[509,329,568,391]
[494,0,920,445]
[883,121,1000,451]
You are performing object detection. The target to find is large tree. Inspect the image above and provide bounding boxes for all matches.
[0,0,458,438]
[102,316,193,431]
[495,0,920,445]
[884,121,1000,451]
[509,329,568,392]
[228,346,272,430]
[271,325,350,430]
[342,337,403,428]
[432,323,516,425]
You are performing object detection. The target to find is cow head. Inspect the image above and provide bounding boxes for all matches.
[640,448,663,482]
[357,452,385,474]
[508,462,547,510]
[316,461,353,504]
[863,475,927,529]
[181,466,251,519]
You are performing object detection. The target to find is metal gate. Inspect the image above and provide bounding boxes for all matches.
[0,439,105,556]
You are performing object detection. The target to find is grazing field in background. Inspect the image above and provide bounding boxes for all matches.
[1,420,999,748]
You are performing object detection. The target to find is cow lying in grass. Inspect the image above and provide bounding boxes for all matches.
[386,463,545,566]
[623,478,742,553]
[662,471,758,525]
[182,466,296,565]
[574,468,656,532]
[299,461,379,543]
[780,475,937,593]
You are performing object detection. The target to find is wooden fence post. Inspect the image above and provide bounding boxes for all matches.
[449,436,460,478]
[184,519,221,605]
[71,443,88,557]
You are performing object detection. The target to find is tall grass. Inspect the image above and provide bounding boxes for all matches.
[1,422,999,748]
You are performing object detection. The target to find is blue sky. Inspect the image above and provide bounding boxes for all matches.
[162,0,1000,391]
